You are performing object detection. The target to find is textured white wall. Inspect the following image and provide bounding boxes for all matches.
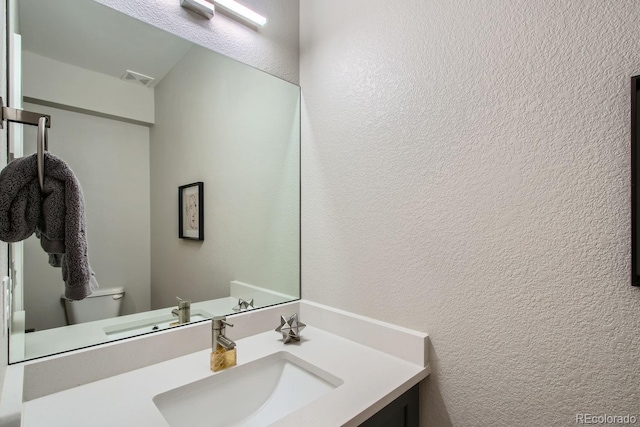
[92,0,299,85]
[300,1,640,425]
[150,46,300,310]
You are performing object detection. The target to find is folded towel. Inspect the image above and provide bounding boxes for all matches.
[0,152,99,300]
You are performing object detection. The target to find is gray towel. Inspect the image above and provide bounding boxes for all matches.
[0,152,99,300]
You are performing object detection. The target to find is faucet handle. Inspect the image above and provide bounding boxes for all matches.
[176,297,190,309]
[212,316,233,330]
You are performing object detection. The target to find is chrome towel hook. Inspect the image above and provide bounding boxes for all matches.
[36,116,49,192]
[0,97,53,193]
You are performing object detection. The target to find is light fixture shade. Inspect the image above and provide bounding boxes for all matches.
[212,0,266,27]
[180,0,215,20]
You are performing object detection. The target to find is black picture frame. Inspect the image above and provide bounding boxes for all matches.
[179,182,204,241]
[632,76,639,285]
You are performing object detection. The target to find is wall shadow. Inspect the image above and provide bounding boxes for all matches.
[420,339,453,427]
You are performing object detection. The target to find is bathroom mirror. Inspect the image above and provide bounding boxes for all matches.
[8,0,300,362]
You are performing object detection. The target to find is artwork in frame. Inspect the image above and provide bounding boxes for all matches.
[179,182,204,241]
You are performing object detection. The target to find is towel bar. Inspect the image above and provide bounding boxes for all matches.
[0,97,51,129]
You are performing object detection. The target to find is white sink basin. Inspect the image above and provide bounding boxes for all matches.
[153,351,343,427]
[103,309,213,340]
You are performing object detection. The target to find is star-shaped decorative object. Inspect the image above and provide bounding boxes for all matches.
[275,313,306,344]
[232,298,254,312]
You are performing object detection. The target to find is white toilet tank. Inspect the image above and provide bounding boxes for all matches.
[63,286,125,325]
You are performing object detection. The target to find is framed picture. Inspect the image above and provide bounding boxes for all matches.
[179,182,204,241]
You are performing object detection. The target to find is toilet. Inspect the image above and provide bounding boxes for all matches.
[62,286,125,325]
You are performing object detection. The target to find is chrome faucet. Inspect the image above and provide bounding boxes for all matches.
[212,316,236,350]
[211,316,236,372]
[171,297,191,324]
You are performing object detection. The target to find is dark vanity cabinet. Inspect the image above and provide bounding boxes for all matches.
[359,385,419,427]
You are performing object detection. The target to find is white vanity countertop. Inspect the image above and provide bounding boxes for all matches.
[21,326,429,427]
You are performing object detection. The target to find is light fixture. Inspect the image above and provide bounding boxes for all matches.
[180,0,215,20]
[211,0,267,27]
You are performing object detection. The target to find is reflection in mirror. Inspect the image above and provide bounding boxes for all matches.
[9,0,300,362]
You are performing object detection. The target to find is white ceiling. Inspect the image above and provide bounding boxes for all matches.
[18,0,194,87]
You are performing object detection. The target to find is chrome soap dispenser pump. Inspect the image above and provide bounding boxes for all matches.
[211,316,237,372]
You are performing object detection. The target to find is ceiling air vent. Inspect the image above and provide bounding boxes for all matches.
[121,70,155,88]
